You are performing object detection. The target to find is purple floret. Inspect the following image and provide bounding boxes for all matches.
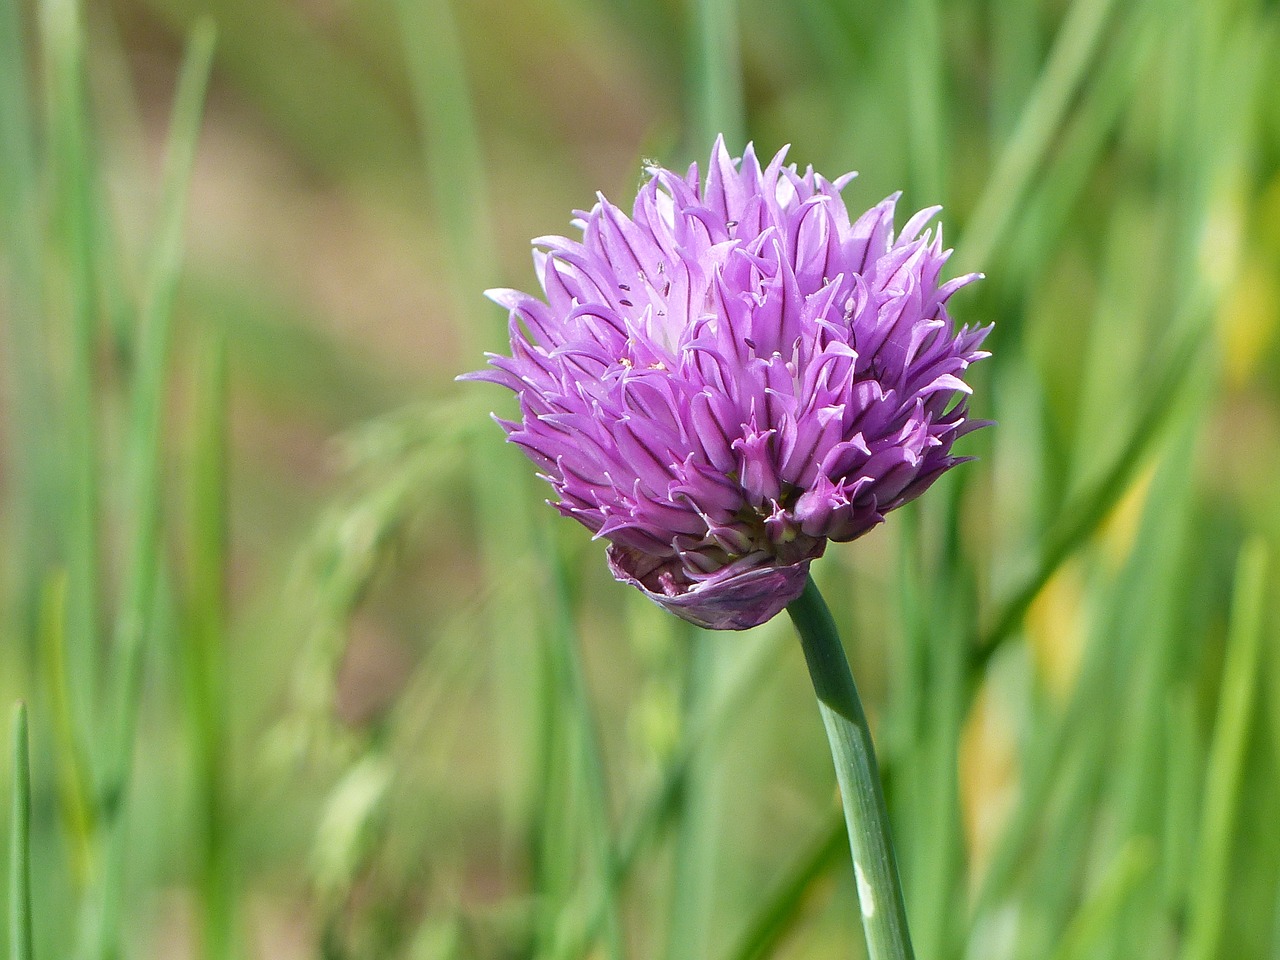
[464,137,990,629]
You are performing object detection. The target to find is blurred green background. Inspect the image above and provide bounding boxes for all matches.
[1,0,1278,957]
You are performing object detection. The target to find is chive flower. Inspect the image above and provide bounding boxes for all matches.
[466,138,989,629]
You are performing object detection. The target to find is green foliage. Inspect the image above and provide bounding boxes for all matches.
[0,0,1277,957]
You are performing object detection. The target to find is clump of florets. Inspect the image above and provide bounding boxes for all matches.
[465,137,990,629]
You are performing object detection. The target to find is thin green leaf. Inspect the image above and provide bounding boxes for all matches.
[9,702,33,960]
[184,332,236,960]
[89,21,217,960]
[903,0,944,204]
[973,307,1207,674]
[37,573,94,887]
[0,0,56,636]
[663,628,723,960]
[689,0,744,150]
[39,0,101,791]
[958,0,1122,270]
[720,814,846,960]
[1180,541,1270,960]
[543,539,625,960]
[393,0,543,850]
[392,0,493,339]
[1045,840,1156,960]
[562,621,790,960]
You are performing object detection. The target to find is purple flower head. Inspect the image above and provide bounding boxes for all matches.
[465,138,990,630]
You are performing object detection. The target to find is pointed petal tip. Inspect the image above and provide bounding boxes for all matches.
[484,286,516,305]
[832,171,858,191]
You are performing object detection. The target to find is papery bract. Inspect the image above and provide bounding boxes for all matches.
[464,138,990,629]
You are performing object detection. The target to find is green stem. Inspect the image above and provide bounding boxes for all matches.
[786,576,914,960]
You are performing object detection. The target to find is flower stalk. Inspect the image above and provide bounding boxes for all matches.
[787,576,914,960]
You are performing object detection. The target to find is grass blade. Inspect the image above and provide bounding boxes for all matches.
[1006,0,1163,291]
[958,0,1122,270]
[392,0,492,333]
[544,542,625,960]
[9,702,33,960]
[903,0,944,203]
[720,814,846,960]
[184,331,235,960]
[87,21,217,960]
[393,0,545,847]
[105,12,216,795]
[689,0,744,150]
[0,0,57,642]
[1180,540,1270,960]
[37,574,94,888]
[0,0,39,272]
[973,307,1207,673]
[905,579,970,960]
[1045,840,1155,960]
[40,0,102,793]
[663,628,722,960]
[561,621,790,960]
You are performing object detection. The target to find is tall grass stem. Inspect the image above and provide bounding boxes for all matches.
[87,21,216,960]
[690,0,743,149]
[185,332,235,960]
[38,574,94,885]
[1181,540,1270,960]
[721,814,846,960]
[39,0,101,801]
[9,702,33,960]
[959,0,1120,269]
[545,540,625,960]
